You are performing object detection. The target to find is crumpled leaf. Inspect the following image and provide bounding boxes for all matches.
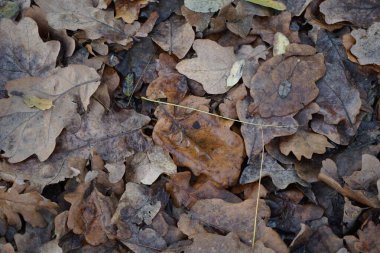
[184,232,251,253]
[0,189,57,230]
[176,39,237,94]
[184,0,233,13]
[0,65,100,163]
[165,171,241,208]
[350,22,380,66]
[237,98,298,157]
[240,153,308,189]
[0,17,60,90]
[125,145,177,185]
[315,30,366,129]
[146,53,188,103]
[246,0,286,11]
[151,15,195,59]
[280,130,334,160]
[152,96,245,187]
[354,221,380,253]
[115,0,149,23]
[35,0,138,45]
[320,0,380,28]
[249,44,325,117]
[219,83,247,119]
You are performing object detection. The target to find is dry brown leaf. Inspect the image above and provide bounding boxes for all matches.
[280,130,334,160]
[218,84,247,119]
[189,199,288,252]
[315,31,364,128]
[354,221,380,253]
[177,213,207,238]
[152,96,245,187]
[181,6,213,32]
[125,145,177,185]
[251,11,299,45]
[115,0,149,23]
[36,0,138,45]
[279,0,313,16]
[184,0,232,13]
[306,225,344,253]
[176,39,238,94]
[311,116,350,145]
[165,171,241,208]
[184,232,251,253]
[0,65,100,163]
[318,159,380,208]
[135,11,159,37]
[343,198,364,233]
[320,0,380,28]
[240,153,307,189]
[0,17,60,90]
[151,15,195,59]
[237,98,298,157]
[249,44,325,117]
[350,22,380,66]
[147,53,188,103]
[0,190,57,230]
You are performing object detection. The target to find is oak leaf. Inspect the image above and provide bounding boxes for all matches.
[0,190,58,230]
[0,65,100,163]
[152,96,245,187]
[280,130,334,160]
[350,22,380,66]
[115,0,149,24]
[181,6,213,32]
[176,39,238,94]
[126,145,177,185]
[35,0,138,45]
[0,17,60,90]
[249,44,325,117]
[320,0,380,28]
[151,15,195,59]
[354,221,380,253]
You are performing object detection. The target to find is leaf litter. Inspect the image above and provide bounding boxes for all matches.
[0,0,379,252]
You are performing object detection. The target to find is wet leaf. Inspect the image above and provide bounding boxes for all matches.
[176,39,237,94]
[0,17,60,90]
[151,15,195,59]
[280,130,334,160]
[249,44,325,117]
[153,96,245,187]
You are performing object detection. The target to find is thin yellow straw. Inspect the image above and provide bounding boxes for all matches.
[141,97,298,129]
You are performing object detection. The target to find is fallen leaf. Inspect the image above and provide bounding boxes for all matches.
[0,190,57,230]
[35,0,138,45]
[0,17,60,90]
[189,199,288,252]
[151,15,195,59]
[126,145,177,185]
[184,0,232,13]
[219,83,247,119]
[278,0,313,16]
[350,22,380,66]
[152,96,245,187]
[318,159,380,208]
[273,32,290,56]
[135,11,159,37]
[181,6,213,32]
[165,171,241,208]
[280,130,334,160]
[152,211,185,244]
[176,39,237,94]
[237,98,298,157]
[246,0,286,11]
[294,102,320,126]
[23,95,53,110]
[249,43,325,117]
[311,116,351,145]
[115,0,149,23]
[184,232,251,253]
[251,12,299,45]
[320,0,380,28]
[343,198,364,233]
[177,213,207,238]
[0,65,100,163]
[354,221,380,253]
[240,153,308,189]
[290,224,312,250]
[306,225,344,253]
[315,31,365,128]
[226,59,245,87]
[146,53,188,103]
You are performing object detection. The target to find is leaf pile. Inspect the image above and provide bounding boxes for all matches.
[0,0,379,252]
